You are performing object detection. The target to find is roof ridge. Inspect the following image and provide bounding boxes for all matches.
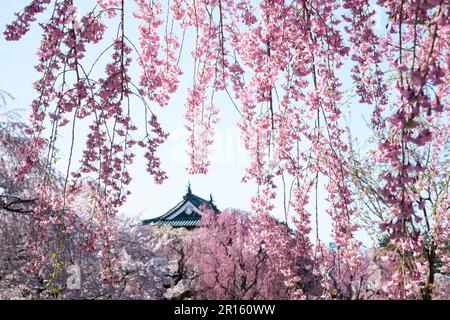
[142,189,220,226]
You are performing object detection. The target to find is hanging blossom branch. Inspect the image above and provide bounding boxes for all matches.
[369,0,448,299]
[342,0,388,126]
[4,0,172,286]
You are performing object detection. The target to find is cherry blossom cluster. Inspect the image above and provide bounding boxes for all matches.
[4,0,51,41]
[342,0,388,117]
[4,0,169,286]
[134,0,182,107]
[371,0,449,298]
[185,208,320,299]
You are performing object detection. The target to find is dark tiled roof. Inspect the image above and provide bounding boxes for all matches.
[153,219,199,228]
[183,192,219,213]
[142,188,219,228]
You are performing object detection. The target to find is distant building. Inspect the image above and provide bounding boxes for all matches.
[142,183,219,229]
[329,242,338,250]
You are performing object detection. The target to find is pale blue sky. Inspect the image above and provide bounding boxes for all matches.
[0,1,387,246]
